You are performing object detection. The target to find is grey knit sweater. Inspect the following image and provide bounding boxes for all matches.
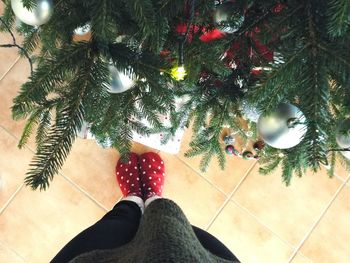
[70,199,239,263]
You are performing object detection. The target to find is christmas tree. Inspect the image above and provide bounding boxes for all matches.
[1,0,349,190]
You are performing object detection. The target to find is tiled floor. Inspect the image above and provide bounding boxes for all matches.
[1,8,350,263]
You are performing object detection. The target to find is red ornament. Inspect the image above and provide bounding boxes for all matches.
[214,79,224,87]
[252,38,274,61]
[253,26,261,33]
[199,28,226,42]
[160,49,171,56]
[251,69,262,76]
[272,3,285,13]
[175,23,188,34]
[175,23,200,42]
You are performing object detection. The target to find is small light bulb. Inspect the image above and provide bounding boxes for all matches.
[171,65,187,81]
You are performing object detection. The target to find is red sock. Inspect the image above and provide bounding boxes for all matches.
[115,153,142,198]
[139,152,165,200]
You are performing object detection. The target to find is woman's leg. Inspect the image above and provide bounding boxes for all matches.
[51,199,142,263]
[192,225,239,261]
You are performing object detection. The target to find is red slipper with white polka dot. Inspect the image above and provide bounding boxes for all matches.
[139,152,165,200]
[116,153,142,198]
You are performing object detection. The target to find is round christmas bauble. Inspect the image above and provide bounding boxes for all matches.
[225,145,238,155]
[253,140,265,151]
[242,150,254,160]
[241,101,261,123]
[74,23,91,36]
[223,135,235,145]
[335,120,350,159]
[258,103,307,149]
[213,2,244,33]
[107,65,135,94]
[11,0,53,26]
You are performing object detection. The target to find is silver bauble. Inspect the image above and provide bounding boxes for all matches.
[107,65,135,94]
[335,120,350,159]
[11,0,53,26]
[74,23,91,36]
[258,103,307,149]
[241,101,261,123]
[213,2,244,33]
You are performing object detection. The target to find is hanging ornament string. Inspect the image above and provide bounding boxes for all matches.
[171,0,196,81]
[0,16,33,73]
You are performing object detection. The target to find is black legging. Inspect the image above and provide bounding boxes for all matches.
[51,200,237,262]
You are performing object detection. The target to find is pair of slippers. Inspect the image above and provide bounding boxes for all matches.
[116,152,165,200]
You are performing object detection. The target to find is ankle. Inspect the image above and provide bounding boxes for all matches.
[122,195,145,213]
[145,195,162,208]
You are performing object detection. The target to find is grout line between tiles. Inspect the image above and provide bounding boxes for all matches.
[0,125,110,212]
[0,56,21,82]
[0,183,24,216]
[205,161,258,231]
[174,155,228,196]
[230,199,296,250]
[287,175,350,262]
[334,174,346,183]
[0,240,28,263]
[58,174,109,212]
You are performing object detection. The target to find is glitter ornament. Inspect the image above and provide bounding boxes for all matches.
[241,101,261,123]
[74,23,91,36]
[223,135,235,145]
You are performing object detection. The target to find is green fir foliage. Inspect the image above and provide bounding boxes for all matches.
[0,0,350,189]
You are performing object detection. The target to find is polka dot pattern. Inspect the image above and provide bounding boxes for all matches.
[116,153,142,198]
[139,152,165,200]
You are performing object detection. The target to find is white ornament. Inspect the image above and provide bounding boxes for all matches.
[241,101,261,123]
[11,0,53,26]
[335,120,350,159]
[74,23,91,36]
[107,65,135,94]
[258,103,307,149]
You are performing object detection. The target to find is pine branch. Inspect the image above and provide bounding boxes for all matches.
[25,89,85,190]
[35,109,52,148]
[12,42,91,119]
[89,0,117,44]
[18,108,41,149]
[122,0,156,46]
[327,0,350,37]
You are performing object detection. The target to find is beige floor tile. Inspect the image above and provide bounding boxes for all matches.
[0,127,31,210]
[334,156,350,180]
[177,127,256,195]
[208,201,293,263]
[300,185,350,262]
[232,165,342,246]
[159,152,226,229]
[0,58,31,140]
[0,3,23,80]
[61,140,157,210]
[0,175,106,263]
[291,252,313,263]
[0,241,26,263]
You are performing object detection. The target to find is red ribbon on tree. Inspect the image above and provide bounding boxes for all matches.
[175,23,226,43]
